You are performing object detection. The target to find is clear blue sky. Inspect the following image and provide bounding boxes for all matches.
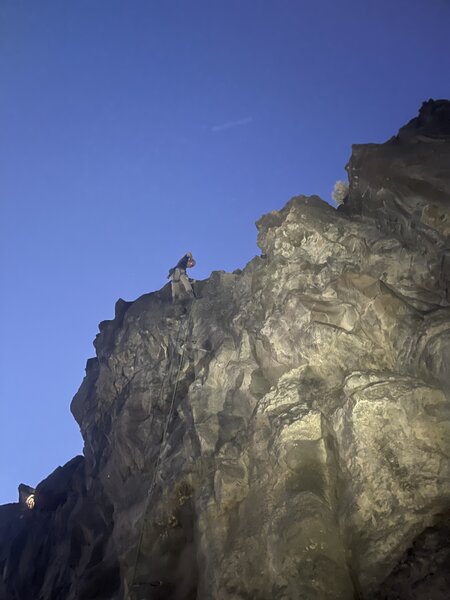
[1,0,449,504]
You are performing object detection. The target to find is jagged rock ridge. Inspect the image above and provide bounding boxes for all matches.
[1,99,449,600]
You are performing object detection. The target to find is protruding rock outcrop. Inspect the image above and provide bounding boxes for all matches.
[1,100,449,600]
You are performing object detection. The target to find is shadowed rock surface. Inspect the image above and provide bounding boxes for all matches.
[1,100,449,600]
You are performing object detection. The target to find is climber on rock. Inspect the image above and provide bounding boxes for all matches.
[168,252,196,303]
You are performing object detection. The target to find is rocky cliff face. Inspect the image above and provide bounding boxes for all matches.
[1,100,449,600]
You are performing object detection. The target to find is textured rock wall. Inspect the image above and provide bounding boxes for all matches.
[1,100,449,600]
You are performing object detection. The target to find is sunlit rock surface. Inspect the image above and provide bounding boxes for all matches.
[1,100,449,600]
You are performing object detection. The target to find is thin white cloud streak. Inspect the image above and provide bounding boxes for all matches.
[211,116,253,133]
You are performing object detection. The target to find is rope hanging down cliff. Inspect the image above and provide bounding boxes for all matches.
[130,307,193,593]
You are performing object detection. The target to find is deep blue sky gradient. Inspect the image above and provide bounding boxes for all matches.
[1,0,449,503]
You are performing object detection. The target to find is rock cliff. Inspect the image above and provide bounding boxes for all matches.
[1,100,449,600]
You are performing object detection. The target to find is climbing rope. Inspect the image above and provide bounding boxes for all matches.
[130,305,193,593]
